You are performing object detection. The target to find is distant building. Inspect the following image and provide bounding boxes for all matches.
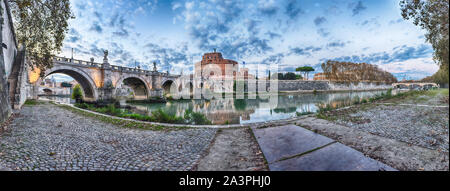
[313,73,327,81]
[69,80,79,87]
[195,49,238,79]
[194,50,254,80]
[43,76,57,87]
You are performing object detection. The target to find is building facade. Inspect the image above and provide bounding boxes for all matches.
[194,50,239,79]
[194,50,255,80]
[313,73,327,81]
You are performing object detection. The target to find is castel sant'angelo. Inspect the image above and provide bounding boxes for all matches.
[194,49,252,79]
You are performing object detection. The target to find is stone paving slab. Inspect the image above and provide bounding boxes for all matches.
[252,125,396,171]
[269,142,397,171]
[252,125,335,163]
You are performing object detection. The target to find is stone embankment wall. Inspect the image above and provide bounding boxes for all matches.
[0,55,10,123]
[328,81,392,91]
[1,0,19,123]
[8,48,28,109]
[1,0,17,77]
[277,80,330,91]
[276,80,391,92]
[238,80,391,93]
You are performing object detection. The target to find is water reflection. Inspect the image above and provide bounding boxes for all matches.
[39,95,74,104]
[127,90,390,125]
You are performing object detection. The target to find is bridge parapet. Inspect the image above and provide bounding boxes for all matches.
[53,56,184,78]
[53,56,103,68]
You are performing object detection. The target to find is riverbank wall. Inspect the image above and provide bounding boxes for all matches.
[1,0,19,123]
[280,81,391,92]
[243,80,392,93]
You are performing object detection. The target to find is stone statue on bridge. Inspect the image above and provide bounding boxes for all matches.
[103,50,108,62]
[153,62,157,72]
[102,50,110,68]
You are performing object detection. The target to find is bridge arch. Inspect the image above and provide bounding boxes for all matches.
[162,79,175,96]
[43,88,53,95]
[114,75,150,100]
[392,82,439,90]
[161,79,194,98]
[35,65,99,101]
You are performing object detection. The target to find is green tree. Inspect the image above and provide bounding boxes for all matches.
[277,73,285,80]
[9,0,74,74]
[400,0,449,85]
[284,72,297,80]
[296,66,315,80]
[71,84,83,102]
[61,82,72,87]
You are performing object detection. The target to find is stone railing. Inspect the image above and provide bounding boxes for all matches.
[53,56,103,68]
[53,56,181,78]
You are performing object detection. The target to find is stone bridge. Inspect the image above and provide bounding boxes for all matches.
[38,86,71,96]
[28,53,180,101]
[392,82,439,90]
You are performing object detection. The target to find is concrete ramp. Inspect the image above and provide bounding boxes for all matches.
[252,125,396,171]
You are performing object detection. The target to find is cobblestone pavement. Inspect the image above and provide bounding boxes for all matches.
[0,104,217,171]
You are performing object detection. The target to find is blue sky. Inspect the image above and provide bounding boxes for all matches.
[52,0,438,81]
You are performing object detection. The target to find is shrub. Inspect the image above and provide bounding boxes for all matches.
[120,113,152,121]
[385,88,393,98]
[184,109,212,125]
[24,99,39,105]
[296,111,314,116]
[71,84,83,101]
[318,104,333,113]
[189,111,211,125]
[91,104,124,116]
[151,109,184,124]
[74,103,90,109]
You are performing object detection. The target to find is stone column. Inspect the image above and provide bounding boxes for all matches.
[149,62,162,98]
[98,50,114,102]
[151,62,157,90]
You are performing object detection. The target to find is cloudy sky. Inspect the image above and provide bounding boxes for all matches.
[52,0,438,81]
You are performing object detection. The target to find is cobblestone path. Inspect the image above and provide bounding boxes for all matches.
[0,104,217,171]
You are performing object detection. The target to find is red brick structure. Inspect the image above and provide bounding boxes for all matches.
[198,50,238,78]
[313,73,327,81]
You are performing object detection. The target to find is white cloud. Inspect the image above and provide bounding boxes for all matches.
[382,57,439,78]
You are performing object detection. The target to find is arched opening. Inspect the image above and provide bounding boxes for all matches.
[44,70,96,100]
[396,84,408,89]
[116,77,149,100]
[43,88,53,95]
[162,80,174,96]
[187,82,193,94]
[423,84,433,90]
[179,82,194,99]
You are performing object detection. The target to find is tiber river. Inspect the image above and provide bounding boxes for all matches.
[40,90,391,125]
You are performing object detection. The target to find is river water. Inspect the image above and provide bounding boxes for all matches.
[126,90,390,125]
[39,90,391,125]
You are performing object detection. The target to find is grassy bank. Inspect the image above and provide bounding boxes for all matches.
[316,89,449,120]
[74,103,212,125]
[24,99,44,106]
[58,104,190,131]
